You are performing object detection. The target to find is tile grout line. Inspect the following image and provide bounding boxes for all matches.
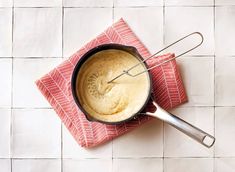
[61,3,64,172]
[3,5,235,8]
[112,0,114,23]
[111,156,231,159]
[62,5,64,59]
[10,1,14,171]
[163,0,165,171]
[3,107,53,109]
[213,0,216,172]
[8,57,63,58]
[1,4,235,9]
[5,156,235,160]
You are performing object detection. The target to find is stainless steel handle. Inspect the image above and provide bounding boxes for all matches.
[108,32,204,83]
[145,101,215,148]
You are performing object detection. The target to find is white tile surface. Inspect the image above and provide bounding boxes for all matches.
[13,8,62,57]
[13,58,61,108]
[114,0,163,6]
[113,158,163,172]
[177,57,214,106]
[215,7,235,56]
[0,8,12,57]
[14,0,62,7]
[64,0,113,7]
[165,0,213,6]
[63,8,112,57]
[114,7,164,54]
[63,159,112,172]
[164,158,213,172]
[0,0,12,7]
[0,59,12,107]
[215,158,235,172]
[63,126,112,158]
[0,109,11,158]
[165,7,214,56]
[0,159,11,172]
[215,57,235,106]
[113,119,163,157]
[215,107,235,157]
[165,107,214,157]
[12,109,61,158]
[12,159,61,172]
[215,0,235,5]
[0,0,234,170]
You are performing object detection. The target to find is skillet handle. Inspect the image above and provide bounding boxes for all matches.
[145,101,215,148]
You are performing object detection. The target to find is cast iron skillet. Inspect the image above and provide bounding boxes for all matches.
[71,43,215,148]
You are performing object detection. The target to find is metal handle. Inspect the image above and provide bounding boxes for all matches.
[108,32,204,83]
[145,101,215,148]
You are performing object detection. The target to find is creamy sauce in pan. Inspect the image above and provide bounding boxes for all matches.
[76,49,150,122]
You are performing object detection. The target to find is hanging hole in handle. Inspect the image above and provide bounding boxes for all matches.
[122,32,204,78]
[107,32,204,83]
[161,32,203,57]
[202,135,215,148]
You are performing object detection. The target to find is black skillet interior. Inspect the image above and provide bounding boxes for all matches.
[71,43,152,125]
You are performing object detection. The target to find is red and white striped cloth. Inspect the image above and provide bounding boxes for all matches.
[35,18,187,148]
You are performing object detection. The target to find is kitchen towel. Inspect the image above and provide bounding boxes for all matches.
[35,18,187,148]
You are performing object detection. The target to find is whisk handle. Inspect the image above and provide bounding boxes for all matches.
[126,32,204,77]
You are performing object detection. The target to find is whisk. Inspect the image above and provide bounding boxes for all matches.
[107,32,204,83]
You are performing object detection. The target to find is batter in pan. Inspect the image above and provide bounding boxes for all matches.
[76,49,150,122]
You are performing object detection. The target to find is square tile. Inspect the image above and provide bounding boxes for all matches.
[12,159,61,172]
[13,58,61,108]
[63,0,113,7]
[0,59,12,107]
[63,159,112,172]
[12,109,61,158]
[215,158,235,172]
[0,0,12,7]
[165,7,214,56]
[0,8,12,57]
[114,0,163,7]
[114,7,163,54]
[63,8,112,57]
[0,109,11,158]
[113,119,163,157]
[0,159,11,172]
[177,57,214,106]
[164,107,214,157]
[215,0,235,5]
[165,0,213,6]
[14,0,62,7]
[63,126,112,158]
[215,57,235,106]
[215,7,235,56]
[113,158,163,172]
[215,107,235,157]
[13,8,62,57]
[164,158,213,172]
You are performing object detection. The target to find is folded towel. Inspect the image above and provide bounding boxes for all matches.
[35,18,187,148]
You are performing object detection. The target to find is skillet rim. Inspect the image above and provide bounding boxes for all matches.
[71,43,153,125]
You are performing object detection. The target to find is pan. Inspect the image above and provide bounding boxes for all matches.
[71,32,215,148]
